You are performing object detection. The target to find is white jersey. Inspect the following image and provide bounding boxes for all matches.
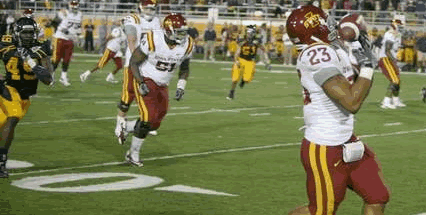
[122,14,161,67]
[54,9,82,41]
[106,27,126,53]
[138,30,194,86]
[297,43,355,146]
[379,31,401,59]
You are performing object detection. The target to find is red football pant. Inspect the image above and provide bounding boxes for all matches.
[378,57,400,85]
[300,136,390,215]
[133,78,168,130]
[51,37,74,65]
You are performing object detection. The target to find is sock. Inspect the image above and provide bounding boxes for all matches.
[130,137,144,161]
[392,96,400,104]
[85,70,91,76]
[126,120,137,133]
[383,97,392,105]
[61,71,67,79]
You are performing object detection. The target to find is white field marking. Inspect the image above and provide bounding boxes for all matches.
[60,99,81,102]
[275,82,287,85]
[221,78,232,81]
[154,185,238,196]
[384,122,402,126]
[170,106,191,110]
[7,160,34,169]
[219,67,296,74]
[249,113,271,116]
[72,54,426,76]
[19,105,300,125]
[9,127,426,177]
[293,116,304,119]
[95,101,116,104]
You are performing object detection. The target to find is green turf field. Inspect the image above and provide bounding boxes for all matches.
[1,53,426,215]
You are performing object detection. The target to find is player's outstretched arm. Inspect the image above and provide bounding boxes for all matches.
[175,59,190,101]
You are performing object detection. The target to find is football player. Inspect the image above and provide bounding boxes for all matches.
[226,24,240,60]
[51,0,83,87]
[115,0,162,144]
[226,25,270,100]
[286,5,390,215]
[378,17,406,109]
[273,25,285,63]
[80,20,125,83]
[0,17,53,178]
[118,13,193,167]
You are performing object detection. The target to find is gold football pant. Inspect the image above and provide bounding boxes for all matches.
[231,57,256,83]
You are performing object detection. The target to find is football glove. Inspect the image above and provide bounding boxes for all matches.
[358,31,371,51]
[175,88,184,101]
[61,28,69,35]
[351,47,373,68]
[138,81,150,97]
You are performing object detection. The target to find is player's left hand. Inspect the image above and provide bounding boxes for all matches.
[175,88,184,101]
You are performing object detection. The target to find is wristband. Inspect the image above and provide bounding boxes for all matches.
[177,79,187,90]
[359,67,374,80]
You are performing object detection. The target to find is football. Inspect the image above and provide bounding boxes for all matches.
[338,13,368,42]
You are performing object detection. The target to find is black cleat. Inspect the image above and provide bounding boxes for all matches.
[226,90,235,100]
[239,80,245,88]
[125,150,144,167]
[422,87,426,103]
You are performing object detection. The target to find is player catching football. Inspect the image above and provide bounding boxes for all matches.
[286,5,390,215]
[0,17,53,178]
[119,13,194,167]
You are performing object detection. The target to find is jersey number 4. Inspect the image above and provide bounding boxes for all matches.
[307,47,331,65]
[156,61,176,72]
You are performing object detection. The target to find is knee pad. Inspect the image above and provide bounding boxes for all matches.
[117,101,130,112]
[134,119,151,139]
[390,83,400,92]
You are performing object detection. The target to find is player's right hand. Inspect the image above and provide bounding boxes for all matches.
[138,81,150,97]
[351,47,373,69]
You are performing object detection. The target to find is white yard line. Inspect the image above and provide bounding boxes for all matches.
[19,105,300,125]
[60,99,82,102]
[249,113,271,116]
[9,127,426,177]
[384,122,403,126]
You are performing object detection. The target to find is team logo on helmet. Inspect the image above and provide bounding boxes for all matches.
[304,12,321,29]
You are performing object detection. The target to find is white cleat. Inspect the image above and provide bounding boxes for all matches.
[148,130,158,136]
[125,150,143,167]
[59,77,71,87]
[80,70,90,83]
[394,101,406,107]
[380,103,396,109]
[106,74,118,83]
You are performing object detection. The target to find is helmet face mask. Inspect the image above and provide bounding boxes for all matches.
[392,19,404,34]
[246,25,256,40]
[69,0,79,13]
[139,0,157,21]
[286,5,337,48]
[163,13,188,44]
[14,18,38,48]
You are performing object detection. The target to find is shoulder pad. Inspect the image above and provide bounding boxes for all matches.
[123,14,141,25]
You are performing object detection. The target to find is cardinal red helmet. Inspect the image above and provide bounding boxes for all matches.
[163,13,188,44]
[286,5,337,48]
[139,0,157,21]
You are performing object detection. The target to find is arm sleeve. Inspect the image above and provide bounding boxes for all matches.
[313,67,341,86]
